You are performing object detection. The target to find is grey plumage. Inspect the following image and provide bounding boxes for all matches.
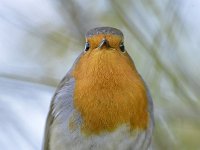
[85,27,123,38]
[42,53,83,150]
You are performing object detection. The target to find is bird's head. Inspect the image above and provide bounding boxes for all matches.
[73,27,137,79]
[84,27,125,53]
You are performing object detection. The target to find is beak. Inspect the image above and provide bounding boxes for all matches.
[98,39,109,49]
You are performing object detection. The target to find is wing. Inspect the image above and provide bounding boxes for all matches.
[140,77,155,149]
[42,53,83,150]
[42,74,74,150]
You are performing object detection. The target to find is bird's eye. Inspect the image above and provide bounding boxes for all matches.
[84,42,90,52]
[119,42,125,53]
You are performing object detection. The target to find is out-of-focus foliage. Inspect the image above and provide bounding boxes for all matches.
[0,0,200,149]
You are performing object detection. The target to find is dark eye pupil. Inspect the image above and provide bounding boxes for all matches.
[84,42,90,51]
[120,43,125,52]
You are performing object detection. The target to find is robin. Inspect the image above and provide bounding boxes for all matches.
[43,27,154,150]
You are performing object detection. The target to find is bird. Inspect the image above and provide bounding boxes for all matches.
[42,27,154,150]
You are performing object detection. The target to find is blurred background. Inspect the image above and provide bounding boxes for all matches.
[0,0,200,149]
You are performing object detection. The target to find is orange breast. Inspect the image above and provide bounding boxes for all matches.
[72,48,149,135]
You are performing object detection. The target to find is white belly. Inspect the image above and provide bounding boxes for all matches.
[49,118,152,150]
